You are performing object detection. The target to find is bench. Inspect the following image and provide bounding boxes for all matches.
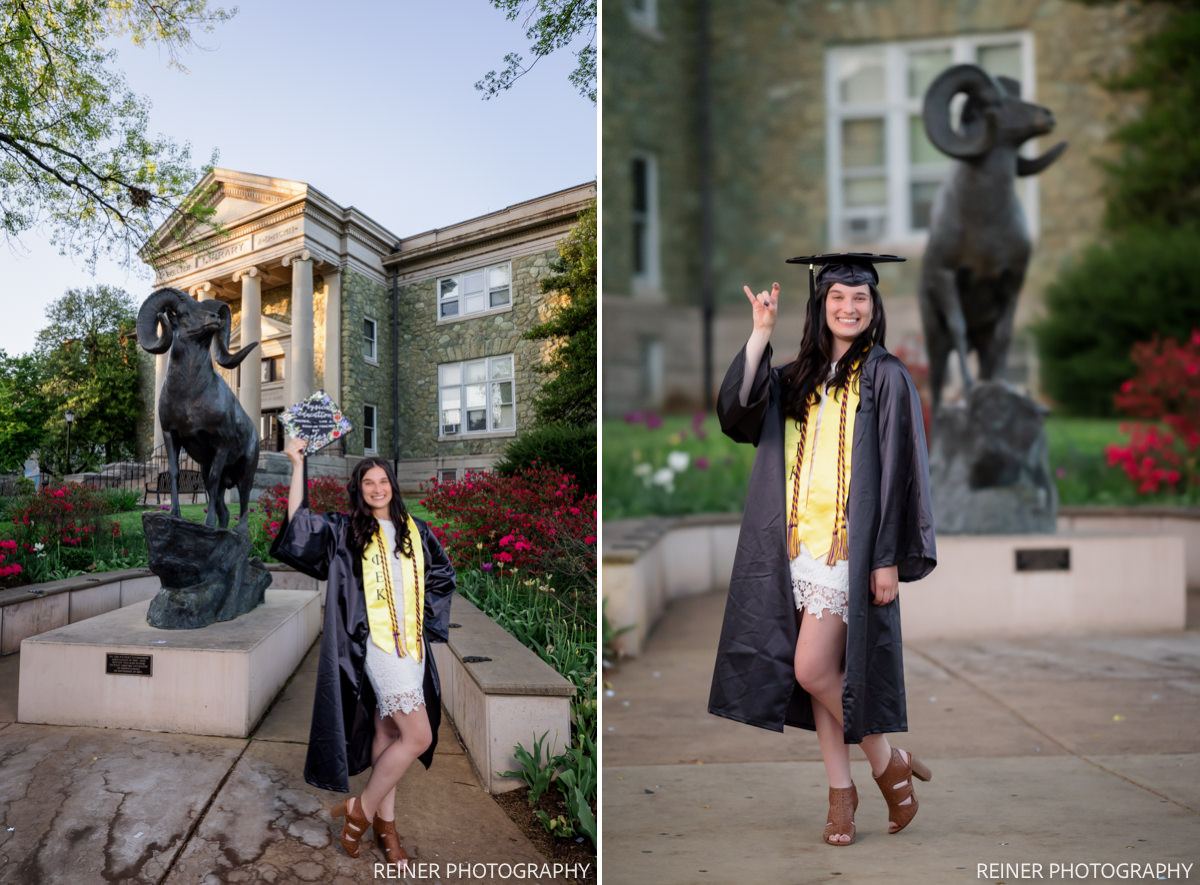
[143,469,204,506]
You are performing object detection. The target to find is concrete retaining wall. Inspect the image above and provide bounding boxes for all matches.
[603,508,1196,656]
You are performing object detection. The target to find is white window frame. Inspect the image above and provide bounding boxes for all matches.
[362,316,377,362]
[825,31,1038,249]
[631,150,661,293]
[436,262,513,323]
[363,403,377,453]
[628,0,658,33]
[438,354,517,439]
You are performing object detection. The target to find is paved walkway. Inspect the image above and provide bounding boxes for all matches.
[0,640,585,885]
[603,590,1200,885]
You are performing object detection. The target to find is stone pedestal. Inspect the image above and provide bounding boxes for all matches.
[143,512,271,629]
[930,381,1057,534]
[17,589,321,737]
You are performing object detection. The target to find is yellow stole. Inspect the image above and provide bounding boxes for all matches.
[362,517,425,661]
[785,370,861,564]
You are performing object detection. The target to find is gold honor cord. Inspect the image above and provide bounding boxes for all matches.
[825,391,851,567]
[786,413,810,561]
[363,520,424,662]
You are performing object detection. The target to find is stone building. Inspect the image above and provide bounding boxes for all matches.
[141,169,594,491]
[602,0,1168,415]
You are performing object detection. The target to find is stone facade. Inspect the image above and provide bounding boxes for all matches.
[338,269,393,459]
[394,252,557,485]
[140,170,594,494]
[387,185,595,489]
[602,0,1170,414]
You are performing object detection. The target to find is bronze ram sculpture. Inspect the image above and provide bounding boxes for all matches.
[137,287,260,530]
[920,63,1067,410]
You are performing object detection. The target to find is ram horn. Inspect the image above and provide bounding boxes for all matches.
[922,64,1001,161]
[136,287,188,354]
[211,301,259,369]
[1017,140,1068,177]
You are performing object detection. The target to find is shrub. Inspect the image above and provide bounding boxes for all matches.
[257,476,350,542]
[495,422,597,496]
[419,465,596,591]
[1033,224,1200,416]
[1104,331,1200,500]
[6,484,131,584]
[101,487,142,513]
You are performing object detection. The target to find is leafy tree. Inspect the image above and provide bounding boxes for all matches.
[0,0,233,269]
[0,350,50,474]
[524,198,596,425]
[35,286,144,470]
[1082,0,1200,231]
[476,0,597,103]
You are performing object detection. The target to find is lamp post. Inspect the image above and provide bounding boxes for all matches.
[64,409,74,476]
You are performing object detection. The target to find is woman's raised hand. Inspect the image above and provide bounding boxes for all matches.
[284,436,307,466]
[744,282,780,335]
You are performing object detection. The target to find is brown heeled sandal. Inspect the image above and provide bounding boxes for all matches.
[823,783,857,846]
[873,748,932,834]
[373,814,410,867]
[330,796,370,858]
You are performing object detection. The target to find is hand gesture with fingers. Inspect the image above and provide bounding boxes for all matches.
[745,282,780,336]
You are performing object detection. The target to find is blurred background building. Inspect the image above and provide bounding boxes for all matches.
[601,0,1169,415]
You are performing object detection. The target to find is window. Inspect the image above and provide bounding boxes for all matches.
[437,263,512,320]
[260,355,284,383]
[260,409,284,452]
[363,317,377,361]
[363,404,377,453]
[438,355,515,436]
[628,0,657,31]
[439,468,457,483]
[826,33,1034,244]
[631,152,660,286]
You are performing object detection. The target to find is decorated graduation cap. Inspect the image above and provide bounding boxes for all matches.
[785,252,907,300]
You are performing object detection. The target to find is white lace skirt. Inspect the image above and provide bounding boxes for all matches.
[789,540,849,624]
[364,639,426,718]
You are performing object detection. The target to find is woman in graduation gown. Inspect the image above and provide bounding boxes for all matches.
[271,437,455,867]
[708,253,937,846]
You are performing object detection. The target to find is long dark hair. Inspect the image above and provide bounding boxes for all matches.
[779,279,887,421]
[347,457,414,560]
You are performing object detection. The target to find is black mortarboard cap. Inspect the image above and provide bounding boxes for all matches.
[785,252,907,300]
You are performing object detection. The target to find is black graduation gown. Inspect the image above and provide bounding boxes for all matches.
[708,342,936,743]
[271,502,456,793]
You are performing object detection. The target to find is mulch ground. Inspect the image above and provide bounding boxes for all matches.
[493,789,596,885]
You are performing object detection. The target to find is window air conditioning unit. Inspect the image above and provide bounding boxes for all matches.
[844,215,885,241]
[442,424,460,436]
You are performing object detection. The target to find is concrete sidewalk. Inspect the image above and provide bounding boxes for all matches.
[603,591,1200,885]
[0,640,583,885]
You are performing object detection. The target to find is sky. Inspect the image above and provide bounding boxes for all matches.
[0,0,597,356]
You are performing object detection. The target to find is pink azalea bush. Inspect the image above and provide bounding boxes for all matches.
[419,463,597,587]
[1105,331,1200,498]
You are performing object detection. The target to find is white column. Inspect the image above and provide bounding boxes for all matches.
[324,267,341,402]
[153,349,167,451]
[192,281,214,301]
[285,250,315,403]
[234,266,263,429]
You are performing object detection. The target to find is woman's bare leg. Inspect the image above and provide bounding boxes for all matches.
[369,712,403,822]
[794,608,854,842]
[359,704,434,822]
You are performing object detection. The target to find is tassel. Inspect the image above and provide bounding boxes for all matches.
[787,523,800,561]
[825,522,849,566]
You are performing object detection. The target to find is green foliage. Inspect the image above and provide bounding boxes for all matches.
[35,286,144,471]
[458,566,595,846]
[1032,225,1200,416]
[523,199,597,426]
[476,0,597,103]
[499,730,560,806]
[495,422,597,496]
[0,0,231,267]
[0,350,50,473]
[1086,3,1200,232]
[101,487,142,513]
